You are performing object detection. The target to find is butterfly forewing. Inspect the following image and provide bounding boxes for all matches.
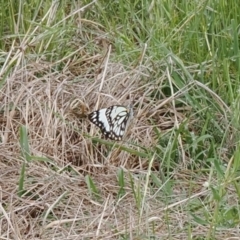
[88,105,132,140]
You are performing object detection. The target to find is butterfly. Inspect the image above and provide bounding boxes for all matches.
[88,105,133,140]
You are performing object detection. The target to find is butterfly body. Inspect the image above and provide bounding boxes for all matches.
[88,105,133,140]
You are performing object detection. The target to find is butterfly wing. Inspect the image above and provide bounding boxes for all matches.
[105,105,131,140]
[88,105,133,140]
[88,108,110,134]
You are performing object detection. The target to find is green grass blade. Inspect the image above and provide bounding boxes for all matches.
[18,125,31,197]
[117,168,125,198]
[85,175,101,201]
[19,125,31,162]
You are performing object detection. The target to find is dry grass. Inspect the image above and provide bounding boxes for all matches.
[0,47,160,238]
[1,0,240,239]
[0,45,237,240]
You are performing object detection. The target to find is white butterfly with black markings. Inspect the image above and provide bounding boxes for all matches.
[88,104,133,141]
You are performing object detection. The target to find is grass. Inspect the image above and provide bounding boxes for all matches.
[1,0,240,239]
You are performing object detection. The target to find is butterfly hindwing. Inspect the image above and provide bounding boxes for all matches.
[88,105,132,140]
[106,106,129,139]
